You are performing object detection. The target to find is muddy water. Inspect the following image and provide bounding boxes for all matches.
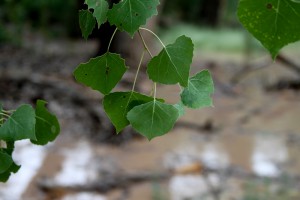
[1,43,300,200]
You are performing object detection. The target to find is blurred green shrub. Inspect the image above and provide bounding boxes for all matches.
[0,0,79,44]
[161,0,239,27]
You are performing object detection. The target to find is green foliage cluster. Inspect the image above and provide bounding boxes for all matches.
[162,0,239,25]
[0,0,78,43]
[75,0,214,140]
[0,100,60,182]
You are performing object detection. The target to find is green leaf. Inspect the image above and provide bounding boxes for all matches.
[0,152,13,174]
[85,0,109,28]
[0,105,36,141]
[79,9,96,40]
[107,0,160,36]
[181,70,214,109]
[127,100,179,140]
[147,35,194,87]
[0,161,20,182]
[103,91,156,133]
[31,100,60,145]
[0,142,20,183]
[238,0,300,59]
[74,53,127,95]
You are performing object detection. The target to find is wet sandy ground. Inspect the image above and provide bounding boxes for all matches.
[1,36,300,200]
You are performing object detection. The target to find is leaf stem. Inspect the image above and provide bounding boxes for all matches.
[1,110,14,114]
[138,30,153,58]
[139,27,166,48]
[107,27,118,52]
[0,113,10,118]
[138,29,158,99]
[132,50,146,92]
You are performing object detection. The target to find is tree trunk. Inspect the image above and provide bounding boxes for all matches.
[198,0,222,26]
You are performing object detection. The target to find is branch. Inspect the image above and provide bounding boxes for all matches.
[276,53,300,76]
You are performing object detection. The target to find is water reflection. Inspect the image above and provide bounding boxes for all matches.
[62,192,106,200]
[169,175,209,200]
[252,132,288,177]
[54,141,98,186]
[201,143,230,170]
[165,131,291,199]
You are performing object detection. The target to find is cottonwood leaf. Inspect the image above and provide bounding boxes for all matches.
[85,0,109,27]
[0,142,20,182]
[0,152,13,174]
[127,101,179,140]
[74,53,127,95]
[181,70,214,109]
[147,35,194,87]
[0,161,20,182]
[103,92,157,133]
[0,105,36,141]
[31,100,60,146]
[107,0,160,36]
[79,9,96,40]
[238,0,300,59]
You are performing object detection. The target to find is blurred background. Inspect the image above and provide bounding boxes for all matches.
[1,0,300,199]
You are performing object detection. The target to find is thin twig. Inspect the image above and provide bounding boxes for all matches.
[132,50,146,91]
[138,30,153,58]
[138,30,157,97]
[139,27,166,48]
[276,53,300,76]
[107,28,118,52]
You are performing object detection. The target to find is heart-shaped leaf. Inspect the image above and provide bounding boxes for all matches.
[107,0,160,36]
[74,53,127,95]
[147,35,194,87]
[181,70,214,109]
[31,100,60,145]
[85,0,109,27]
[79,9,96,40]
[103,91,156,133]
[0,105,36,141]
[127,100,179,140]
[238,0,300,59]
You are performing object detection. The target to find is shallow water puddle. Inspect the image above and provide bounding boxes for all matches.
[252,133,288,177]
[62,192,106,200]
[54,141,98,186]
